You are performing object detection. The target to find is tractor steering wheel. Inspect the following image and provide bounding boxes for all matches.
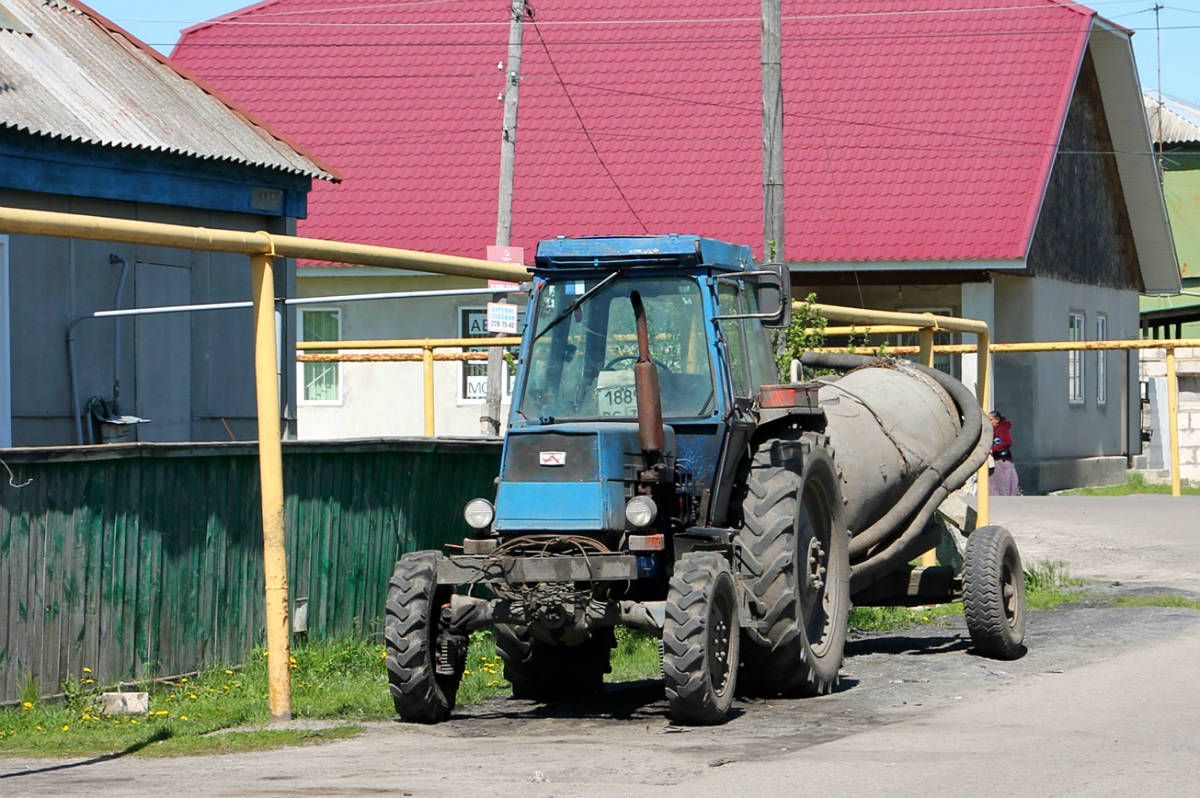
[603,354,673,373]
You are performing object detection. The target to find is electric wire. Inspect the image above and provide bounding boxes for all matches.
[529,19,649,234]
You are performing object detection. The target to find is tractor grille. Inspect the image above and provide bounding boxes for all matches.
[503,433,599,482]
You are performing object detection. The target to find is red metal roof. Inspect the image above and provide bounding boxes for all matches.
[172,0,1096,264]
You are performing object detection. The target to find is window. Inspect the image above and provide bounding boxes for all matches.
[459,305,525,403]
[1096,314,1108,405]
[516,276,715,421]
[298,308,341,404]
[1068,312,1085,404]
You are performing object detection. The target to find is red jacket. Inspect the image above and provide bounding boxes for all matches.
[992,419,1013,455]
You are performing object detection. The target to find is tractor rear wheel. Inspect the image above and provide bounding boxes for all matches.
[735,432,850,697]
[494,625,614,701]
[662,552,740,725]
[384,551,461,723]
[963,525,1026,660]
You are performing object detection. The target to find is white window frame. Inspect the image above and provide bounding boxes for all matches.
[1096,314,1108,405]
[1068,312,1085,405]
[458,305,524,405]
[297,307,343,406]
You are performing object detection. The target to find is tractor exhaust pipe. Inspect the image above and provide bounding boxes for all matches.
[630,291,664,470]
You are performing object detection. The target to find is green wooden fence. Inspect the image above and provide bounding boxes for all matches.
[0,438,500,702]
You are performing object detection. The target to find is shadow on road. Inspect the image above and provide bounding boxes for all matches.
[846,633,971,657]
[0,728,171,779]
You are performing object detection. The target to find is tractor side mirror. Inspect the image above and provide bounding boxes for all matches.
[754,263,791,329]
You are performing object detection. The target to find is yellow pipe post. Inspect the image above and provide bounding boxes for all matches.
[918,328,935,368]
[1167,348,1181,498]
[976,329,991,527]
[918,330,939,566]
[250,252,291,722]
[423,344,436,436]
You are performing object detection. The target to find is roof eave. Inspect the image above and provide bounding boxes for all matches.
[70,0,340,183]
[787,258,1025,273]
[1087,18,1182,295]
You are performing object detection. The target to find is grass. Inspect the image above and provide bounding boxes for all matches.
[0,633,511,759]
[849,557,1089,632]
[1059,472,1200,496]
[1106,594,1200,610]
[607,627,661,682]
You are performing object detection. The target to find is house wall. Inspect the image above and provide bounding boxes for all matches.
[993,274,1140,492]
[2,189,297,446]
[295,273,518,440]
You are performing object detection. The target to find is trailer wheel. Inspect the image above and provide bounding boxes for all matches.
[662,552,740,725]
[963,525,1026,660]
[384,551,460,723]
[493,625,614,701]
[735,433,850,697]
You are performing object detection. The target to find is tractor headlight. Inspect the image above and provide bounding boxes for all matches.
[463,499,495,530]
[625,496,658,528]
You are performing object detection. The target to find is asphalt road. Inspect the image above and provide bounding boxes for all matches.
[3,495,1198,798]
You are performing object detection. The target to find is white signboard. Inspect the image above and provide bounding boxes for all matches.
[486,302,519,334]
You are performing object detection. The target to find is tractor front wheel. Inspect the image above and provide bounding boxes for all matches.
[384,551,461,723]
[662,552,740,725]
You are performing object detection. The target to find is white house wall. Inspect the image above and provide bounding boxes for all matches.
[296,273,515,439]
[992,274,1139,491]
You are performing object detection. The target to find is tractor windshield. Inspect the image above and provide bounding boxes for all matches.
[518,275,715,422]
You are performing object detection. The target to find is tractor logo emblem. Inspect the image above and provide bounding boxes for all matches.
[539,451,566,466]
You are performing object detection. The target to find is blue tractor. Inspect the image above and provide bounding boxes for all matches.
[385,235,1025,725]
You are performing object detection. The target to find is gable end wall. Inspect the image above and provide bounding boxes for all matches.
[1025,50,1143,292]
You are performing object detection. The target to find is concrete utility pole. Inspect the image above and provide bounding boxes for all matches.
[483,0,526,436]
[762,0,785,263]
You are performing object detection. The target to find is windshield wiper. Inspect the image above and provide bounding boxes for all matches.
[534,271,621,341]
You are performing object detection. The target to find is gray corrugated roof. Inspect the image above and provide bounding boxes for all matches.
[0,0,335,181]
[1143,91,1200,146]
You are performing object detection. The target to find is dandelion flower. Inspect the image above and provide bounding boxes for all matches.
[380,651,387,660]
[21,702,31,710]
[60,725,69,732]
[130,719,137,725]
[224,669,234,675]
[83,679,95,684]
[188,694,197,700]
[180,678,188,683]
[35,725,43,731]
[82,667,92,674]
[81,714,91,721]
[180,716,188,721]
[463,669,471,675]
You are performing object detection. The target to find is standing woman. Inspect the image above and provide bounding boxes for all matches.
[989,411,1019,496]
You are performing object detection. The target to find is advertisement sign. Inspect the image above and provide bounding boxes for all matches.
[486,302,519,334]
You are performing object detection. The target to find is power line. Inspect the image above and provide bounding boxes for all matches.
[127,0,1162,29]
[164,23,1200,49]
[529,20,648,234]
